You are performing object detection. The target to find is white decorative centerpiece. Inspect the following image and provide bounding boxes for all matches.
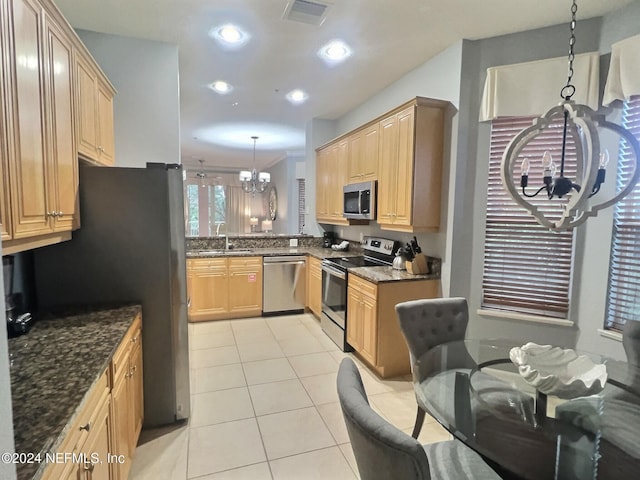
[509,343,608,399]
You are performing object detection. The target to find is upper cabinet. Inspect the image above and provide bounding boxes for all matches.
[377,98,448,232]
[0,0,115,255]
[316,97,450,231]
[76,51,115,166]
[347,123,378,183]
[316,139,349,226]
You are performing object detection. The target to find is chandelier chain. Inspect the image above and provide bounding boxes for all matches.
[562,0,578,100]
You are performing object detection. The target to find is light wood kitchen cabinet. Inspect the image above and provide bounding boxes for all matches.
[1,0,114,254]
[187,256,263,321]
[110,314,143,480]
[2,0,78,243]
[347,123,379,182]
[377,98,448,232]
[0,6,12,242]
[306,256,322,318]
[228,256,263,317]
[347,275,378,366]
[347,274,440,378]
[315,140,349,226]
[75,52,115,166]
[41,369,110,480]
[187,258,229,321]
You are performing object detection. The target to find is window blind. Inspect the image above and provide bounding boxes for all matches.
[482,117,576,318]
[606,95,640,332]
[298,179,306,234]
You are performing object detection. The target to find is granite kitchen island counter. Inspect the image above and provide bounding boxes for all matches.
[7,304,141,480]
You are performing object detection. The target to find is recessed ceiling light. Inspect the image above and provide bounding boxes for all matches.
[210,81,233,95]
[286,89,308,105]
[318,40,352,65]
[211,23,250,48]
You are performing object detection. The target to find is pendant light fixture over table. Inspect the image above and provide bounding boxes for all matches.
[500,0,640,231]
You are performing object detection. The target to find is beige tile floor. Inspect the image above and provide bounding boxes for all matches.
[129,313,451,480]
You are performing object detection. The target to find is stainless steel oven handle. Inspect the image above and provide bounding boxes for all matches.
[321,263,346,279]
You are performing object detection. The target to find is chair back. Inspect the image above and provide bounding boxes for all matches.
[623,320,640,366]
[395,297,469,359]
[336,358,432,480]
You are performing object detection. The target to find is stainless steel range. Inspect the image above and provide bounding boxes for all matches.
[320,236,399,351]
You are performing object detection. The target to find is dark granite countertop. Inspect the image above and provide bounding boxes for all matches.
[7,304,141,480]
[186,247,441,283]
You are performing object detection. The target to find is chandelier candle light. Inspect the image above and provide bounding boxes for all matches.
[240,136,270,195]
[500,0,640,231]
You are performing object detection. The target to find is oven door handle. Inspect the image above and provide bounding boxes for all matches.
[321,263,346,279]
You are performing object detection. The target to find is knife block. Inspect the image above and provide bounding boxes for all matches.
[406,253,429,274]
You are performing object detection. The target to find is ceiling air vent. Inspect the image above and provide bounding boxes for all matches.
[282,0,333,26]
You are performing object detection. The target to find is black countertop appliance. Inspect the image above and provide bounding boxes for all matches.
[323,231,335,248]
[3,255,33,336]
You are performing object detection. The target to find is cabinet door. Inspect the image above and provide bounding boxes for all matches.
[0,3,12,241]
[44,14,77,232]
[228,258,262,316]
[75,54,99,161]
[80,396,111,480]
[346,287,363,351]
[332,140,349,219]
[129,339,143,450]
[8,0,51,238]
[393,106,415,226]
[187,260,229,320]
[347,130,363,182]
[315,148,330,221]
[360,294,378,365]
[308,258,322,318]
[97,81,114,165]
[111,370,132,480]
[377,114,398,224]
[361,123,379,180]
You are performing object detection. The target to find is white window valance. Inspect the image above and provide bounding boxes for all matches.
[480,52,600,121]
[603,33,640,106]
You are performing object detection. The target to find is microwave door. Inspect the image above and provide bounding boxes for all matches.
[344,190,361,216]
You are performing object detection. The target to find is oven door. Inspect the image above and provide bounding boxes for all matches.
[321,262,347,328]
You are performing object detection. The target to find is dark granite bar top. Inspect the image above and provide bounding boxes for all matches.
[7,304,141,480]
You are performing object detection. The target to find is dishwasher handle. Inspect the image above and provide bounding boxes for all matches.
[263,256,307,264]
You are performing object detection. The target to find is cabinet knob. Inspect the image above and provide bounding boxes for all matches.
[131,336,138,343]
[57,211,64,217]
[83,461,95,472]
[79,422,91,432]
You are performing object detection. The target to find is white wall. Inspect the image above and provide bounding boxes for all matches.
[0,241,17,480]
[77,31,181,168]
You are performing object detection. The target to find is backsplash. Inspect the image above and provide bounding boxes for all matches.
[186,235,323,250]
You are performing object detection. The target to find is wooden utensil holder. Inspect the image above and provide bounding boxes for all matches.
[406,253,429,274]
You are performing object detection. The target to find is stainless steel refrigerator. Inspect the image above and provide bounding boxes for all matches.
[34,163,190,428]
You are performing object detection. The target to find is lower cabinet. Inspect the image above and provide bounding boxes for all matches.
[347,275,439,378]
[110,314,143,480]
[187,256,263,321]
[306,256,322,318]
[42,314,143,480]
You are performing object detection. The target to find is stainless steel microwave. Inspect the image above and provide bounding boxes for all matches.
[343,181,376,220]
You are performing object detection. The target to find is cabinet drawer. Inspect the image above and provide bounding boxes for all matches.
[349,275,377,298]
[111,313,142,383]
[188,258,227,270]
[228,256,262,268]
[67,368,109,448]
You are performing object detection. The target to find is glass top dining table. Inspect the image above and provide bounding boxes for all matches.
[412,339,640,480]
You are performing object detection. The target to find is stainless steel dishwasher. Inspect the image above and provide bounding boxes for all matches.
[262,256,306,315]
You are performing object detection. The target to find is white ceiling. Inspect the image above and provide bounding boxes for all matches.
[53,0,635,172]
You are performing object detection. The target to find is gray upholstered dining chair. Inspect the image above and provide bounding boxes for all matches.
[337,358,501,480]
[395,297,471,438]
